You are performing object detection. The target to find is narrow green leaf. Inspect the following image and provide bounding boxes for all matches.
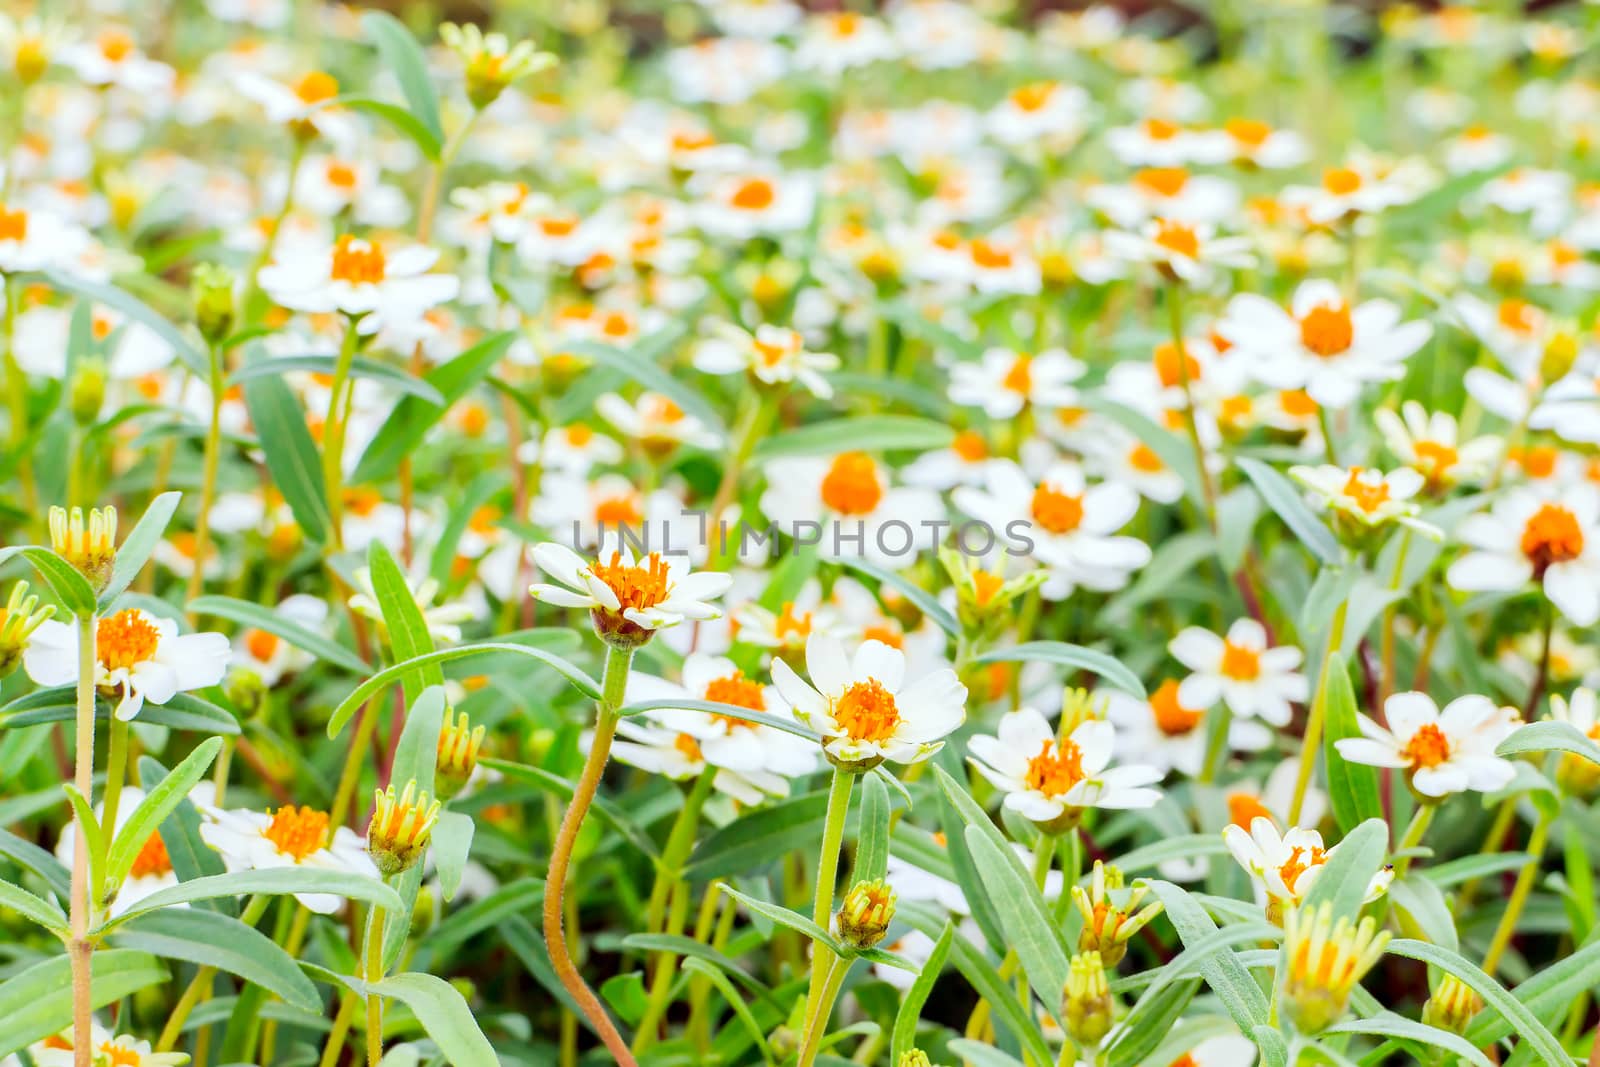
[100,491,181,607]
[368,540,441,704]
[1147,880,1270,1031]
[1300,818,1388,925]
[137,756,229,914]
[0,950,168,1057]
[227,354,444,404]
[189,594,371,673]
[972,641,1146,698]
[360,12,443,144]
[431,812,473,902]
[100,868,402,930]
[242,375,330,543]
[1497,720,1600,766]
[0,547,97,616]
[855,772,890,884]
[368,972,497,1067]
[1237,456,1341,564]
[963,827,1068,1022]
[329,94,440,159]
[106,737,222,891]
[720,885,840,950]
[1327,1014,1492,1067]
[36,270,208,378]
[1322,653,1383,834]
[1384,939,1567,1066]
[113,908,320,1010]
[482,759,659,860]
[751,415,953,462]
[620,697,819,742]
[0,877,67,934]
[889,920,953,1066]
[837,557,958,636]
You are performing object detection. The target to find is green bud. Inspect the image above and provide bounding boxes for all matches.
[192,263,237,344]
[68,358,107,425]
[835,878,896,949]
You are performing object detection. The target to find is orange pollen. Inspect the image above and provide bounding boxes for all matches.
[1031,484,1084,535]
[1280,389,1319,418]
[129,831,172,879]
[1299,302,1354,357]
[96,611,161,672]
[832,12,861,35]
[704,671,767,714]
[952,430,988,462]
[1150,679,1204,736]
[1227,792,1276,828]
[820,452,884,516]
[972,570,1005,606]
[833,679,900,743]
[753,338,788,367]
[1322,167,1362,195]
[674,733,703,762]
[566,424,595,446]
[245,629,280,663]
[1006,81,1054,111]
[1413,440,1458,477]
[1135,167,1190,198]
[99,1043,140,1067]
[0,205,27,242]
[1225,118,1271,147]
[1144,117,1180,140]
[1512,445,1558,479]
[540,216,578,236]
[262,806,331,861]
[329,235,385,284]
[1402,723,1452,769]
[1001,354,1033,393]
[1219,640,1261,681]
[860,624,904,649]
[325,162,358,189]
[1024,738,1086,798]
[1152,220,1199,259]
[969,238,1014,269]
[1497,299,1537,334]
[588,551,673,613]
[1167,1055,1201,1067]
[1521,503,1584,575]
[1278,845,1328,892]
[98,30,134,62]
[1153,341,1200,388]
[730,178,776,211]
[1129,443,1164,473]
[593,494,643,528]
[294,70,338,104]
[1341,469,1391,513]
[774,602,812,641]
[344,487,382,516]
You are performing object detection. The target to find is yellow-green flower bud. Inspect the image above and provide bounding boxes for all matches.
[1281,904,1390,1035]
[440,22,556,111]
[0,581,54,677]
[1421,973,1482,1035]
[223,667,268,718]
[48,505,117,594]
[192,263,236,344]
[1072,862,1163,967]
[899,1051,933,1067]
[367,780,442,876]
[68,358,107,426]
[836,878,896,950]
[1062,951,1114,1048]
[437,708,486,797]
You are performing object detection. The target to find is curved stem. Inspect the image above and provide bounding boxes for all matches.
[544,644,638,1067]
[1378,529,1412,707]
[795,954,849,1067]
[1288,599,1348,826]
[1481,809,1552,976]
[317,993,358,1067]
[69,611,97,1067]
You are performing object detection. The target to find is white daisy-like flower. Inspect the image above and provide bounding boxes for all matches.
[1169,619,1308,727]
[1334,691,1520,798]
[947,347,1086,419]
[1105,117,1231,167]
[61,27,173,93]
[529,542,733,642]
[1104,217,1255,287]
[1282,158,1430,225]
[770,631,966,769]
[1290,464,1439,538]
[691,170,816,240]
[24,609,230,722]
[348,567,476,645]
[1086,167,1239,228]
[968,707,1162,830]
[257,234,460,336]
[1223,817,1393,917]
[692,321,839,399]
[1105,678,1272,777]
[1217,117,1308,169]
[987,81,1092,149]
[1446,485,1600,627]
[759,452,946,571]
[1218,279,1433,408]
[595,392,722,455]
[199,803,378,914]
[794,11,897,76]
[34,1032,188,1067]
[232,68,353,142]
[1374,401,1502,490]
[230,593,327,685]
[0,201,90,274]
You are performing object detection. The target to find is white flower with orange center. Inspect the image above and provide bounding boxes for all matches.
[1104,117,1231,167]
[664,35,785,104]
[771,632,965,769]
[200,803,377,913]
[968,707,1162,829]
[1086,167,1239,228]
[948,346,1086,419]
[987,81,1092,148]
[903,429,998,490]
[731,580,843,654]
[1334,691,1520,798]
[229,593,326,686]
[693,321,840,398]
[1105,679,1272,777]
[1374,401,1502,490]
[530,542,733,644]
[1223,817,1392,917]
[0,200,89,273]
[1282,157,1427,224]
[1218,279,1432,408]
[293,154,405,226]
[1169,618,1307,727]
[596,391,722,455]
[520,423,625,477]
[1531,363,1600,447]
[691,170,815,240]
[61,27,173,93]
[760,451,946,570]
[1290,464,1438,537]
[1082,426,1187,505]
[1218,116,1308,169]
[1104,217,1255,286]
[257,234,459,336]
[24,608,229,722]
[232,69,353,142]
[54,787,181,917]
[33,1032,188,1067]
[1158,1034,1259,1067]
[794,11,897,75]
[953,460,1151,599]
[1447,486,1600,626]
[1443,123,1512,174]
[349,566,477,644]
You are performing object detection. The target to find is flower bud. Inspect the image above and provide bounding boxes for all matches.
[367,780,442,876]
[68,358,107,426]
[1421,973,1482,1035]
[835,878,896,950]
[899,1051,933,1067]
[1281,904,1390,1035]
[192,263,237,344]
[1059,687,1107,736]
[1061,952,1114,1049]
[0,581,54,677]
[1072,862,1163,967]
[437,708,485,797]
[1540,329,1580,384]
[49,505,117,594]
[223,667,268,718]
[441,22,556,111]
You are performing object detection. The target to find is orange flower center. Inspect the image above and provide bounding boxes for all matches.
[325,162,358,189]
[98,30,135,62]
[1521,503,1584,575]
[97,610,161,672]
[833,679,900,743]
[730,178,776,211]
[1341,468,1391,513]
[1219,640,1261,681]
[1144,118,1180,140]
[593,493,643,528]
[674,733,704,762]
[1001,354,1032,393]
[262,806,331,861]
[1010,82,1054,112]
[704,671,767,718]
[1031,483,1084,535]
[1167,1055,1200,1067]
[952,430,988,462]
[1413,440,1458,479]
[774,601,812,641]
[1152,219,1199,259]
[1280,389,1319,418]
[245,629,280,663]
[1135,167,1190,198]
[1225,117,1271,147]
[820,452,884,515]
[1150,679,1205,736]
[294,70,339,105]
[99,1042,141,1067]
[1278,844,1328,892]
[1322,167,1362,195]
[1024,738,1086,797]
[129,830,173,879]
[972,570,1005,606]
[1401,723,1451,769]
[329,235,386,284]
[1227,792,1275,828]
[588,551,673,612]
[1129,443,1164,473]
[0,205,28,242]
[860,623,904,649]
[1153,341,1200,388]
[1299,302,1354,357]
[969,238,1014,270]
[566,424,594,446]
[1497,298,1538,335]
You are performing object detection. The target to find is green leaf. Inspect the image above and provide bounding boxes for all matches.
[62,785,106,901]
[1105,977,1201,1067]
[137,756,229,913]
[972,641,1146,698]
[680,957,776,1064]
[1326,1013,1493,1067]
[855,772,890,884]
[620,697,819,742]
[99,491,181,607]
[0,877,67,934]
[352,331,518,483]
[751,415,954,462]
[719,885,839,950]
[600,972,648,1026]
[0,690,239,734]
[1147,881,1270,1031]
[946,1040,1026,1067]
[1384,939,1568,1066]
[0,547,97,616]
[836,556,958,636]
[963,827,1068,1022]
[1388,874,1458,952]
[932,767,1008,955]
[227,354,444,404]
[1110,834,1230,876]
[1497,720,1600,765]
[683,789,827,878]
[0,950,169,1057]
[99,868,402,930]
[1237,456,1341,565]
[360,12,443,146]
[326,94,440,160]
[112,908,320,1010]
[482,759,659,860]
[35,270,208,378]
[619,932,775,1004]
[1321,653,1383,834]
[368,540,442,704]
[564,329,722,433]
[1087,396,1204,510]
[105,737,222,891]
[188,594,371,673]
[429,812,472,904]
[1464,934,1600,1048]
[1300,817,1388,924]
[890,920,954,1067]
[368,972,497,1067]
[0,829,71,902]
[242,375,330,544]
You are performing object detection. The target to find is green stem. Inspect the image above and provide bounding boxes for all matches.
[796,954,850,1067]
[1378,529,1412,706]
[317,993,359,1067]
[241,139,305,319]
[321,321,361,551]
[186,339,226,611]
[1288,598,1348,826]
[156,894,272,1052]
[364,901,387,1067]
[799,767,855,1066]
[1166,283,1218,530]
[1391,802,1436,879]
[69,611,96,1067]
[1198,703,1233,785]
[100,717,130,877]
[708,389,776,534]
[1481,809,1552,975]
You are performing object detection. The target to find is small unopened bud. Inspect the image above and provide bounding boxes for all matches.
[1421,973,1482,1035]
[1062,952,1114,1048]
[0,582,54,677]
[437,708,485,797]
[1072,862,1163,967]
[223,667,268,717]
[67,358,107,425]
[1059,687,1107,736]
[367,780,442,876]
[48,505,117,595]
[898,1051,933,1067]
[192,263,237,344]
[1281,904,1390,1035]
[15,34,50,84]
[1540,329,1580,383]
[835,878,896,950]
[440,22,556,111]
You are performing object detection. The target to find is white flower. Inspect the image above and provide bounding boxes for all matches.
[1105,118,1231,167]
[1290,464,1439,537]
[794,12,897,76]
[1086,167,1239,228]
[257,235,459,336]
[1446,485,1600,627]
[1223,818,1393,913]
[35,1033,187,1067]
[1374,402,1502,489]
[693,322,839,399]
[0,202,90,274]
[771,631,966,768]
[987,82,1092,149]
[1104,217,1255,286]
[1169,619,1308,727]
[61,28,173,93]
[1334,691,1520,798]
[233,69,353,141]
[200,804,377,914]
[596,392,722,454]
[968,707,1162,827]
[24,609,229,722]
[529,542,733,636]
[1106,679,1271,777]
[760,452,946,571]
[1282,158,1431,224]
[1218,118,1308,169]
[691,170,816,239]
[948,347,1085,419]
[1218,279,1432,407]
[231,593,327,685]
